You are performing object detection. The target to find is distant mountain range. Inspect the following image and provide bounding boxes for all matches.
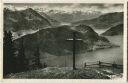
[72,12,123,29]
[101,24,123,36]
[39,10,102,23]
[4,7,123,31]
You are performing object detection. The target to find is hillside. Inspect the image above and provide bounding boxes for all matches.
[4,8,51,32]
[101,24,123,36]
[6,67,123,79]
[14,24,115,60]
[72,12,123,29]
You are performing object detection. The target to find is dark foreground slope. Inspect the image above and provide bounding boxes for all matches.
[6,67,123,79]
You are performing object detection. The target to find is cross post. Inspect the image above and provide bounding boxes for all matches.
[66,32,82,70]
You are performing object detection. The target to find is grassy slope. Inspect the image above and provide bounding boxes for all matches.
[6,67,122,79]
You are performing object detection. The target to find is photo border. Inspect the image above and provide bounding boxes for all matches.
[0,0,127,83]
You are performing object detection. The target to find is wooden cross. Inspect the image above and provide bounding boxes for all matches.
[66,32,82,70]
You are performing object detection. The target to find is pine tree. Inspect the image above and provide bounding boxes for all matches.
[17,37,28,72]
[33,28,42,69]
[3,31,16,76]
[33,46,42,69]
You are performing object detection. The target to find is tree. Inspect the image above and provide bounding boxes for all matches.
[3,31,16,76]
[17,37,28,72]
[33,46,42,69]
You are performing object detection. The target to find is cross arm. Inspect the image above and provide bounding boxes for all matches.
[66,39,82,41]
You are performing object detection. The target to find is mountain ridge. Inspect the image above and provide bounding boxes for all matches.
[4,8,52,32]
[101,24,123,36]
[40,10,102,23]
[72,12,123,29]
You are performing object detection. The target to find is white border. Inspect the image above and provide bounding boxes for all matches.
[1,0,127,83]
[0,1,3,82]
[124,0,127,81]
[2,0,124,3]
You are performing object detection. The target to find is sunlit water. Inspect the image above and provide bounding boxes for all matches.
[94,29,108,34]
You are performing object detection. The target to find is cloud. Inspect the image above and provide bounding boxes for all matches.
[4,3,123,13]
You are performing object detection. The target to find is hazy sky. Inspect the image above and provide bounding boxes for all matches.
[4,3,123,13]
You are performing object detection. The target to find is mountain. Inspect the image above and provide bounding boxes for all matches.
[39,10,102,23]
[72,12,123,29]
[101,24,123,36]
[38,10,61,26]
[14,24,113,59]
[71,24,100,43]
[4,8,52,32]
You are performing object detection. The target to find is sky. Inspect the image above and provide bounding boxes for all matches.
[4,3,123,13]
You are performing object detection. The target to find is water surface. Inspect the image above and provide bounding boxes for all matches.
[41,36,123,68]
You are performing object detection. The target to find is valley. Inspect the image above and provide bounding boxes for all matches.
[3,4,124,79]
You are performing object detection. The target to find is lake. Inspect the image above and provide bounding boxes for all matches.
[41,35,123,68]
